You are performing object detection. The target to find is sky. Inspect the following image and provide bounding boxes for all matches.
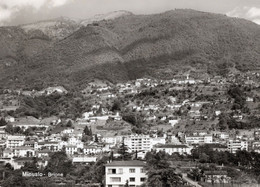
[0,0,260,26]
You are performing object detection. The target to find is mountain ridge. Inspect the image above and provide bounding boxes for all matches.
[0,9,259,90]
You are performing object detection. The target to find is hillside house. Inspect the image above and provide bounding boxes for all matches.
[83,145,102,155]
[65,145,78,155]
[72,156,97,163]
[6,135,25,148]
[5,116,15,123]
[202,171,229,184]
[102,136,123,145]
[11,116,47,130]
[227,139,248,153]
[252,141,260,153]
[43,86,68,95]
[38,141,59,152]
[3,149,14,158]
[37,149,52,158]
[14,146,35,157]
[0,129,7,139]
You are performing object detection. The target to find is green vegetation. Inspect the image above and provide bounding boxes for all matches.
[191,145,260,182]
[145,151,185,187]
[14,93,91,119]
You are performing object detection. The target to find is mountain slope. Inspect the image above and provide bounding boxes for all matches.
[21,17,81,40]
[0,9,260,90]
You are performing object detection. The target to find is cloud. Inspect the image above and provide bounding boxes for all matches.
[0,0,72,25]
[246,7,260,18]
[227,6,260,25]
[50,0,71,7]
[0,6,12,24]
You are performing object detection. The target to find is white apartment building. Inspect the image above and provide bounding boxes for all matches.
[154,144,192,155]
[6,135,25,148]
[227,140,248,153]
[124,135,151,153]
[185,134,213,145]
[105,160,147,187]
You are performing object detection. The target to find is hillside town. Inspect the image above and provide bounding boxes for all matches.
[0,72,260,186]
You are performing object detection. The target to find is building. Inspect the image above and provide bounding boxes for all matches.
[203,171,230,183]
[185,134,213,145]
[6,135,25,148]
[83,145,102,155]
[124,135,151,153]
[3,149,14,158]
[0,129,7,139]
[206,143,227,152]
[227,140,248,153]
[153,144,192,155]
[72,156,97,164]
[251,141,260,153]
[65,145,78,155]
[38,141,59,151]
[102,136,123,145]
[105,160,147,187]
[13,146,35,157]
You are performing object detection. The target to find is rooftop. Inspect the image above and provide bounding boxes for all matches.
[105,160,146,167]
[204,171,228,175]
[155,144,189,148]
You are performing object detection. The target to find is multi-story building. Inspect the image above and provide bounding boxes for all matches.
[6,135,25,148]
[251,141,260,153]
[124,135,152,153]
[227,140,248,153]
[105,160,147,187]
[153,144,192,155]
[185,134,213,145]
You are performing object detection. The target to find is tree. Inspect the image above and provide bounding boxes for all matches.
[147,168,184,187]
[145,151,169,170]
[145,151,184,185]
[124,180,129,187]
[5,124,14,134]
[92,156,109,184]
[62,135,69,141]
[1,170,27,187]
[94,134,99,142]
[66,120,73,127]
[44,151,73,176]
[84,126,92,136]
[0,118,7,126]
[118,138,131,161]
[111,99,122,112]
[21,159,38,173]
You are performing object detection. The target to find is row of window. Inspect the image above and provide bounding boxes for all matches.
[108,168,145,174]
[110,177,146,182]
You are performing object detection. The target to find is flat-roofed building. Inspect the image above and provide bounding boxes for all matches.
[6,135,25,148]
[185,134,213,145]
[124,134,151,153]
[227,139,248,153]
[153,144,192,155]
[105,160,147,187]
